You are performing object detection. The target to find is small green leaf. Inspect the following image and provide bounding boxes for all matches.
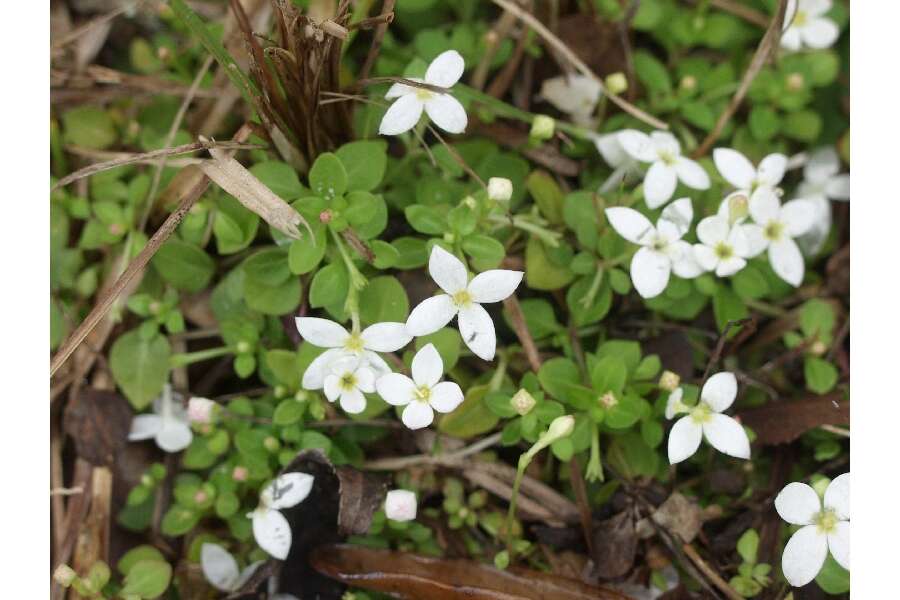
[360,276,409,325]
[120,559,172,599]
[309,263,349,308]
[336,140,388,191]
[439,384,499,438]
[309,152,348,200]
[152,240,215,293]
[804,356,839,394]
[110,331,171,410]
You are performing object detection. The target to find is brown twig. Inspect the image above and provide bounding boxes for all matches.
[701,317,755,385]
[357,0,395,83]
[503,295,542,373]
[682,543,744,600]
[709,0,770,28]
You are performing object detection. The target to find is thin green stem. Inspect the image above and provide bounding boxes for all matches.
[170,345,231,368]
[331,229,367,330]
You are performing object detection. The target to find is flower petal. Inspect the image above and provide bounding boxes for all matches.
[429,381,464,413]
[458,303,497,361]
[802,17,840,49]
[716,256,746,277]
[605,207,655,245]
[406,294,458,336]
[631,247,671,299]
[252,509,292,560]
[411,343,444,388]
[360,322,412,352]
[796,197,831,257]
[467,270,523,303]
[356,367,376,394]
[424,93,467,134]
[776,482,822,525]
[385,78,422,99]
[675,157,710,190]
[128,414,163,441]
[694,244,719,272]
[402,401,435,429]
[267,472,315,509]
[828,521,850,570]
[643,162,678,209]
[804,146,840,182]
[294,317,348,349]
[340,388,367,415]
[781,199,817,237]
[651,131,681,156]
[757,153,788,187]
[379,94,424,136]
[701,372,738,412]
[376,373,416,406]
[665,388,684,420]
[781,525,828,587]
[713,148,755,190]
[737,224,768,257]
[302,348,344,390]
[769,238,805,286]
[749,187,781,225]
[702,414,750,459]
[804,0,832,17]
[824,473,849,520]
[156,421,192,453]
[236,562,264,589]
[667,416,703,464]
[425,50,465,87]
[781,26,802,51]
[323,374,340,402]
[201,544,240,592]
[429,245,468,294]
[363,350,392,376]
[661,197,693,237]
[617,129,655,162]
[825,174,850,200]
[697,215,729,246]
[594,133,630,168]
[670,241,703,279]
[384,489,418,521]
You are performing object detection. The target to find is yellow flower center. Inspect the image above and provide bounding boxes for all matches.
[814,508,839,534]
[714,242,734,260]
[415,88,434,101]
[764,221,785,242]
[344,333,364,352]
[690,403,713,425]
[414,385,431,403]
[452,289,473,308]
[658,150,677,166]
[340,373,358,391]
[794,10,808,27]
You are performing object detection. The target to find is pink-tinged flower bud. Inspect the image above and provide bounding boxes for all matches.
[319,209,333,223]
[194,490,208,504]
[232,466,249,482]
[384,489,417,522]
[187,397,215,424]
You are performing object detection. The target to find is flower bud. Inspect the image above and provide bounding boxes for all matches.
[236,341,251,354]
[319,209,333,224]
[510,389,536,416]
[659,370,681,392]
[680,75,697,92]
[384,489,417,521]
[462,195,478,209]
[544,415,575,444]
[599,391,617,408]
[786,72,805,91]
[232,466,248,482]
[194,490,208,504]
[530,115,555,141]
[53,565,78,587]
[487,177,513,203]
[263,436,281,453]
[187,397,216,424]
[810,340,827,355]
[727,193,749,225]
[605,72,628,95]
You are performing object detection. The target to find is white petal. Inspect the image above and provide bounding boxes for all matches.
[302,348,344,390]
[661,197,694,236]
[702,414,750,459]
[605,207,655,245]
[458,303,497,361]
[828,521,850,570]
[375,373,416,406]
[355,367,376,394]
[675,157,710,190]
[201,544,240,592]
[670,241,703,279]
[411,343,444,388]
[701,372,738,412]
[757,153,788,187]
[780,26,802,51]
[804,0,832,17]
[385,78,422,99]
[651,131,681,156]
[362,350,392,376]
[631,247,671,299]
[424,93,467,134]
[697,215,729,246]
[804,147,840,182]
[384,489,418,521]
[379,94,424,136]
[781,525,828,587]
[665,388,684,420]
[253,509,292,560]
[340,388,367,414]
[406,294,458,336]
[128,414,163,441]
[429,381,464,413]
[802,17,840,49]
[594,133,630,168]
[235,561,264,589]
[425,50,465,87]
[713,148,755,190]
[360,322,412,352]
[156,421,192,453]
[776,482,822,525]
[825,174,850,200]
[402,401,435,429]
[693,244,719,272]
[323,374,341,402]
[643,162,678,209]
[467,270,523,303]
[617,129,656,162]
[749,187,781,225]
[266,472,314,509]
[294,317,348,349]
[727,225,751,257]
[738,224,768,257]
[824,473,849,520]
[716,256,746,277]
[781,199,817,237]
[656,218,682,244]
[796,197,831,257]
[769,239,805,286]
[428,245,468,294]
[668,416,703,464]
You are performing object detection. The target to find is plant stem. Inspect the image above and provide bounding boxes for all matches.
[170,346,231,368]
[331,228,367,329]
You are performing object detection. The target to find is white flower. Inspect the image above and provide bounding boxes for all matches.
[379,50,467,136]
[539,74,602,126]
[713,148,788,194]
[487,177,513,202]
[775,473,849,587]
[666,372,751,464]
[384,489,418,521]
[605,198,703,299]
[187,396,216,424]
[200,543,263,593]
[405,246,523,361]
[594,132,638,171]
[128,384,192,453]
[664,387,687,419]
[739,188,816,286]
[375,343,463,429]
[322,356,375,415]
[796,147,849,256]
[781,0,840,52]
[296,317,411,389]
[250,472,314,560]
[617,130,710,209]
[693,215,753,277]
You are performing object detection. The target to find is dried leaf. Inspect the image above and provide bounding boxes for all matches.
[637,493,702,544]
[738,394,849,446]
[63,389,132,466]
[592,511,637,579]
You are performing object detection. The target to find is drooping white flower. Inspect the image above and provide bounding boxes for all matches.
[250,472,314,560]
[605,198,703,299]
[296,317,411,389]
[739,188,816,286]
[187,396,216,424]
[781,0,840,52]
[405,246,523,361]
[617,130,710,209]
[775,473,849,587]
[693,215,753,277]
[384,489,418,521]
[200,543,263,593]
[375,343,463,429]
[796,147,850,256]
[713,148,788,195]
[322,356,375,415]
[379,50,467,136]
[539,74,602,126]
[666,372,751,464]
[128,384,192,453]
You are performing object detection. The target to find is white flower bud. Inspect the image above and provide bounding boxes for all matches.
[187,397,216,424]
[543,415,575,444]
[727,193,749,225]
[53,565,77,587]
[530,115,555,141]
[487,177,513,203]
[659,370,681,392]
[605,72,628,95]
[384,489,417,521]
[599,391,617,408]
[510,389,536,416]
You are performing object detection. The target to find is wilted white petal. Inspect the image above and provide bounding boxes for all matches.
[402,401,435,429]
[467,270,523,303]
[697,215,729,246]
[643,162,678,209]
[749,187,781,225]
[425,93,467,134]
[776,482,822,525]
[796,197,831,257]
[617,129,656,162]
[429,381,464,413]
[605,207,655,245]
[340,388,367,414]
[701,372,738,412]
[406,294,458,336]
[252,509,292,560]
[384,489,418,521]
[201,544,240,592]
[714,148,756,190]
[828,521,850,570]
[425,50,465,87]
[458,303,497,360]
[824,473,850,520]
[675,157,710,190]
[360,322,412,352]
[702,414,750,459]
[769,238,805,286]
[129,414,163,441]
[302,348,344,390]
[631,247,671,298]
[376,373,416,406]
[668,416,703,464]
[267,473,314,509]
[757,153,788,187]
[781,525,828,587]
[411,343,443,388]
[825,174,850,200]
[379,94,424,136]
[294,317,348,349]
[781,199,817,236]
[802,17,840,49]
[429,245,468,294]
[156,421,193,453]
[660,197,693,235]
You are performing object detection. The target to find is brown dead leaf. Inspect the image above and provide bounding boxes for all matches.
[738,393,849,446]
[636,493,703,544]
[592,511,637,579]
[63,389,132,467]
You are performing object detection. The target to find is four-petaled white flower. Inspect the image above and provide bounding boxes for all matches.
[666,372,751,464]
[775,473,849,587]
[323,356,375,415]
[713,148,788,195]
[796,147,850,256]
[250,472,314,560]
[539,74,602,126]
[693,215,753,277]
[605,198,703,299]
[200,543,263,593]
[296,317,411,389]
[384,489,418,521]
[405,246,523,361]
[739,188,816,286]
[379,50,467,136]
[376,343,464,429]
[617,130,710,208]
[781,0,840,52]
[128,384,193,453]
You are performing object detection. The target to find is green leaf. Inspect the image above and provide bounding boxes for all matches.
[214,194,260,254]
[120,559,172,599]
[250,161,304,199]
[634,51,671,93]
[288,221,327,274]
[405,204,445,235]
[309,263,349,308]
[607,432,659,479]
[506,298,561,340]
[265,349,300,389]
[438,384,499,438]
[110,331,171,410]
[525,237,574,290]
[309,152,348,200]
[605,394,643,430]
[749,105,781,141]
[783,110,823,142]
[152,240,214,293]
[591,356,628,394]
[538,358,592,408]
[815,554,850,594]
[274,399,305,426]
[62,106,117,150]
[732,265,770,299]
[713,286,749,334]
[360,276,409,325]
[117,546,166,576]
[336,140,388,191]
[804,356,839,394]
[371,239,400,269]
[243,275,301,316]
[736,529,759,564]
[462,234,505,269]
[596,340,642,373]
[526,170,564,224]
[242,247,291,286]
[800,299,836,341]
